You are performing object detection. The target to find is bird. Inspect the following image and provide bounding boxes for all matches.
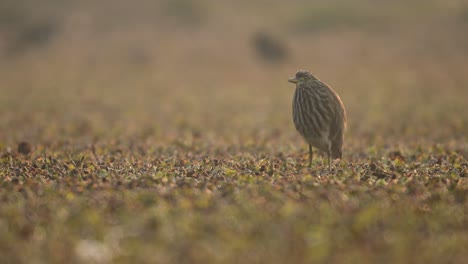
[288,70,347,169]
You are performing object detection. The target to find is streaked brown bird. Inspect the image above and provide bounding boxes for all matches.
[288,70,347,168]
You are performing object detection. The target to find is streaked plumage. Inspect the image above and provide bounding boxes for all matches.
[288,70,347,168]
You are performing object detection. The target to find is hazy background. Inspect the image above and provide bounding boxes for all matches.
[0,1,467,263]
[1,0,467,151]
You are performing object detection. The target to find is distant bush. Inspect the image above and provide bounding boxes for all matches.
[251,31,289,64]
[163,0,206,26]
[0,0,60,55]
[460,6,468,23]
[290,3,381,32]
[10,21,57,51]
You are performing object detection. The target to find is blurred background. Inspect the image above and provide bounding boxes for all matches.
[0,0,467,152]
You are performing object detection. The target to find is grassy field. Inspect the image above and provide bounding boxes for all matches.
[0,0,467,263]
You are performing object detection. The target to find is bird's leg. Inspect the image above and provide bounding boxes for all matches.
[308,144,313,168]
[327,146,332,170]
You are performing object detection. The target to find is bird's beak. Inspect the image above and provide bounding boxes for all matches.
[288,77,298,84]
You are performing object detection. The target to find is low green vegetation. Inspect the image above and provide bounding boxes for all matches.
[0,142,466,263]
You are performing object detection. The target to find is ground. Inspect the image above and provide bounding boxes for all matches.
[0,1,467,263]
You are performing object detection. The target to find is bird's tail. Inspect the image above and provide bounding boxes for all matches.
[330,103,346,160]
[331,145,342,159]
[330,131,344,159]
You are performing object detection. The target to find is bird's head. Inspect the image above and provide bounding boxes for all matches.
[288,70,317,85]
